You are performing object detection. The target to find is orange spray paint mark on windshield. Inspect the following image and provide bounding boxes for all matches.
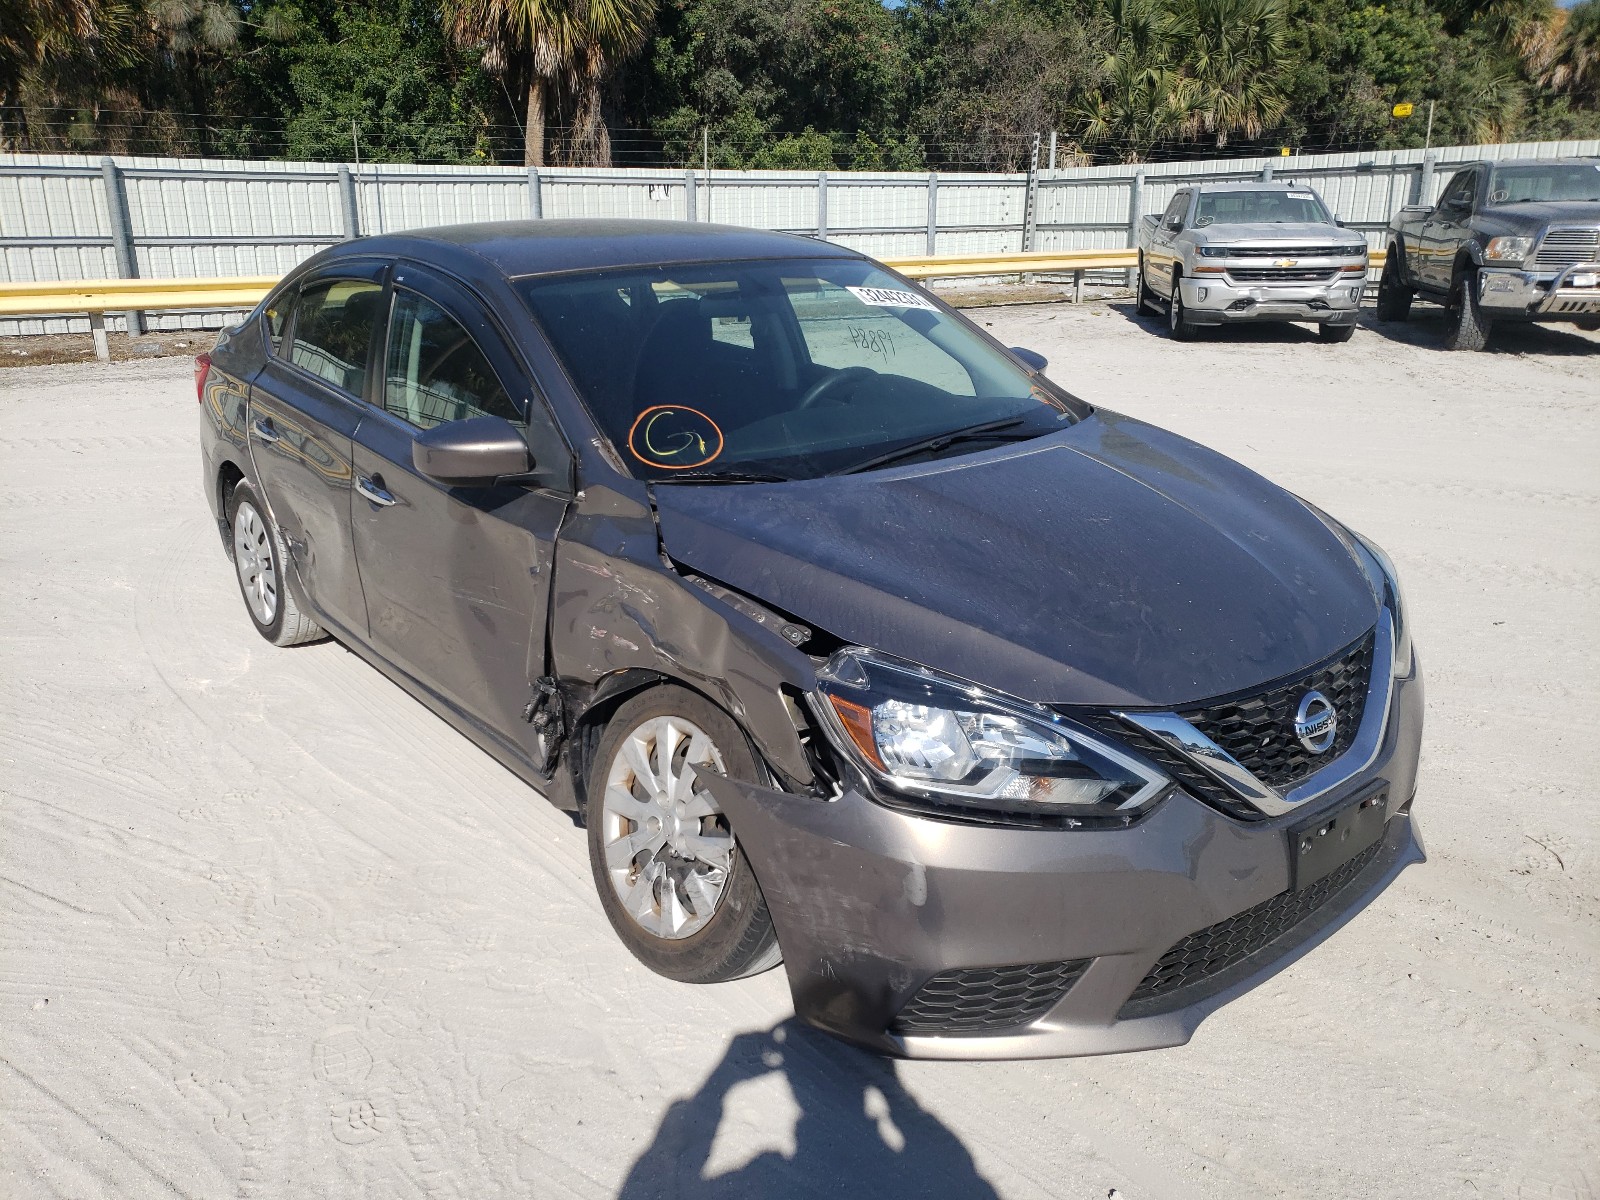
[626,405,725,470]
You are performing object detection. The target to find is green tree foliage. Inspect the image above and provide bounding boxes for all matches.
[1,0,1595,165]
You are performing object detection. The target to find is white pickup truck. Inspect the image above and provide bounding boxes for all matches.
[1135,181,1370,342]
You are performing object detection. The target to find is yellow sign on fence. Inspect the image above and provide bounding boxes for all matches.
[1393,102,1415,118]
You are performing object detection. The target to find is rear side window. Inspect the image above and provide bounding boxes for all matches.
[382,290,521,430]
[288,279,384,396]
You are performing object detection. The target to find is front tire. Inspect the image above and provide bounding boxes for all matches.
[226,480,325,647]
[1375,248,1413,322]
[585,686,781,984]
[1444,268,1492,352]
[1168,272,1198,341]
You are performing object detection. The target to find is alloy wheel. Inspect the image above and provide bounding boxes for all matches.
[600,715,736,940]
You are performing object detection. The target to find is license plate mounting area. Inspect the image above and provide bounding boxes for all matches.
[1289,786,1389,892]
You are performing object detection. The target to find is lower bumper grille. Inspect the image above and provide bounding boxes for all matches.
[892,960,1089,1035]
[1120,835,1385,1017]
[1226,268,1340,283]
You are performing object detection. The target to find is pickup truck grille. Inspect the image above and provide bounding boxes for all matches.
[1533,227,1600,269]
[1221,246,1352,258]
[1226,267,1340,283]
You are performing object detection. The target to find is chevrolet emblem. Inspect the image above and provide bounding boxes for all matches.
[1274,258,1299,267]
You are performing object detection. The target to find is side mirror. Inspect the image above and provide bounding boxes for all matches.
[1010,346,1048,373]
[1164,216,1184,231]
[413,415,531,487]
[1334,216,1346,227]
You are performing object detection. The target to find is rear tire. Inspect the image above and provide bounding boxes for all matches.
[1444,269,1492,352]
[226,480,326,647]
[1137,256,1160,315]
[585,686,781,984]
[1319,322,1357,343]
[1375,248,1413,322]
[1167,272,1199,341]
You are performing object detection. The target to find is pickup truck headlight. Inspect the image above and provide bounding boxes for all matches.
[1339,244,1369,258]
[1485,236,1534,263]
[811,649,1170,826]
[1197,246,1230,258]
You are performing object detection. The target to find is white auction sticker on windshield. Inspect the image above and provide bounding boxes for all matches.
[1289,192,1313,199]
[846,285,939,311]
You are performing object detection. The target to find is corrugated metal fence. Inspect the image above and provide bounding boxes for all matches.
[3,138,1596,334]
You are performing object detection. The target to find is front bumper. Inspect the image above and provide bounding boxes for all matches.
[706,657,1424,1060]
[1478,262,1600,319]
[1179,274,1364,325]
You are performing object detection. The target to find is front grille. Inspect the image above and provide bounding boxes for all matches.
[892,960,1089,1035]
[1181,631,1374,791]
[1120,836,1384,1017]
[1226,268,1340,283]
[1533,227,1600,269]
[1075,712,1266,822]
[1222,246,1350,258]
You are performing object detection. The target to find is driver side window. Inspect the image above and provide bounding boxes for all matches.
[383,290,521,430]
[1439,170,1477,212]
[1162,192,1189,225]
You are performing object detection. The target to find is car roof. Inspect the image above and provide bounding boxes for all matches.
[1184,181,1320,193]
[352,218,861,279]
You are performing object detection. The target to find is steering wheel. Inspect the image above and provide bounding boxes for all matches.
[797,365,874,411]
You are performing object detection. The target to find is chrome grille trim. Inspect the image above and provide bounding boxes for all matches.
[1533,226,1600,270]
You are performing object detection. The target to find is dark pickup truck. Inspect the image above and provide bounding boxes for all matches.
[1377,157,1600,350]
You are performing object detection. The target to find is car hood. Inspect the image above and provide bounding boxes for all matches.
[652,412,1379,708]
[1192,222,1346,245]
[1478,200,1600,234]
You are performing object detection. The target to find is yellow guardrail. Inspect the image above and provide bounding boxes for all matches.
[1,248,1387,360]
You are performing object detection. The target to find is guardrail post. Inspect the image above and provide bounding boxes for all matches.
[99,157,142,339]
[926,173,938,255]
[1416,151,1436,205]
[527,167,543,219]
[337,165,360,239]
[1261,162,1274,182]
[817,172,829,240]
[685,169,697,221]
[1073,270,1084,304]
[1125,167,1145,287]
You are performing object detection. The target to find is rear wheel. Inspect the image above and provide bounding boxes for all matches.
[586,686,781,984]
[1375,247,1413,322]
[1137,255,1161,315]
[226,480,325,647]
[1444,268,1492,352]
[1167,272,1198,341]
[1319,322,1357,343]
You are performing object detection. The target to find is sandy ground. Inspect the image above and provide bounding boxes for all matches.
[1,305,1597,1200]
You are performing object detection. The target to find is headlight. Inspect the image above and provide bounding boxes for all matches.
[1352,532,1414,676]
[1340,244,1369,258]
[1484,236,1534,263]
[809,649,1170,826]
[1197,246,1229,258]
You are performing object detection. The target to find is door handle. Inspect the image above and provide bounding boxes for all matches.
[356,476,397,507]
[250,418,280,445]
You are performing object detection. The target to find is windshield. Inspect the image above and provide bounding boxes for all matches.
[1489,163,1600,203]
[1192,190,1330,226]
[517,258,1081,481]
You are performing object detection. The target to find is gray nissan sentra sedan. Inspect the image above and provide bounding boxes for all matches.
[198,219,1424,1060]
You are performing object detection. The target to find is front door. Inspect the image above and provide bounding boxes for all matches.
[1419,169,1479,291]
[351,264,571,748]
[247,262,388,637]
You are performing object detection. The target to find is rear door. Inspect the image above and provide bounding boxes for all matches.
[350,263,572,746]
[247,261,389,637]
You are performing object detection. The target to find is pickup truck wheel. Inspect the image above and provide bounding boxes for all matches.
[1444,269,1492,352]
[1167,274,1198,341]
[1137,256,1161,315]
[1375,251,1413,322]
[586,685,782,984]
[1319,322,1357,343]
[226,481,326,647]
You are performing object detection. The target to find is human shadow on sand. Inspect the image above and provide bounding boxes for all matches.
[616,1020,999,1200]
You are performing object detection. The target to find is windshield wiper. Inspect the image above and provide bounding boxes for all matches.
[829,417,1032,476]
[654,468,794,485]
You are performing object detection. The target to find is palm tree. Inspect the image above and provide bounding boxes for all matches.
[1536,0,1600,98]
[445,0,655,167]
[1166,0,1287,147]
